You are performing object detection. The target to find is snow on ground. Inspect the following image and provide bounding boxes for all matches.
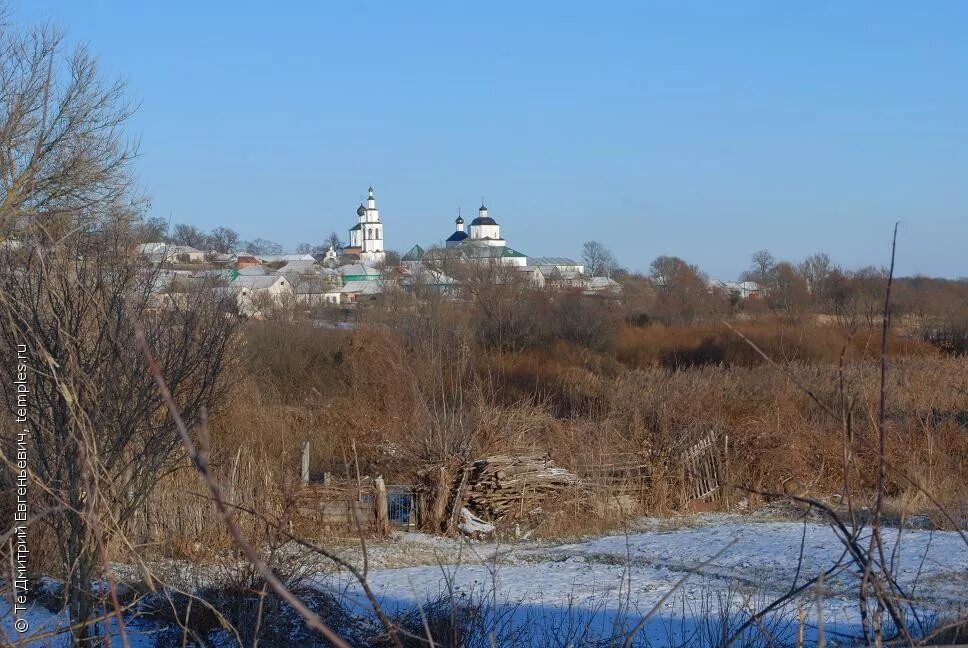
[0,601,157,648]
[8,514,967,645]
[327,514,968,644]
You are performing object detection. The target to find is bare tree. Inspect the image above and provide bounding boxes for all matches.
[826,267,861,327]
[852,266,890,328]
[743,249,776,285]
[582,240,617,277]
[295,241,314,255]
[0,16,239,645]
[0,219,239,645]
[208,225,240,253]
[245,238,283,255]
[171,222,207,248]
[459,260,551,352]
[763,261,810,318]
[555,291,620,350]
[0,25,137,235]
[325,231,343,252]
[649,255,724,324]
[137,216,169,242]
[799,251,833,304]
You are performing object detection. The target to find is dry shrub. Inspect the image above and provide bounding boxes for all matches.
[133,376,307,557]
[139,308,967,548]
[615,320,936,369]
[483,339,967,520]
[244,319,353,399]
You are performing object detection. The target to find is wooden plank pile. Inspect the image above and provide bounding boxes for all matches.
[465,454,580,521]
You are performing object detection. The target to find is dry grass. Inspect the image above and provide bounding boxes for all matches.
[132,315,967,550]
[615,320,937,369]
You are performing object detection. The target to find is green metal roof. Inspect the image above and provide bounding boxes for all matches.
[402,244,425,261]
[501,246,526,258]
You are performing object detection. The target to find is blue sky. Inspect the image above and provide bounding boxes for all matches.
[15,1,968,278]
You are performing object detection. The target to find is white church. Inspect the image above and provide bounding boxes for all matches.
[344,186,386,266]
[338,186,586,281]
[404,203,534,268]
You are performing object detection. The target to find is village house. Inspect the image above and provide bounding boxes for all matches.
[234,255,261,269]
[340,279,383,303]
[277,258,318,274]
[170,245,206,263]
[206,251,236,266]
[715,280,762,300]
[289,270,342,307]
[339,263,381,282]
[228,274,293,317]
[400,264,459,296]
[584,276,623,296]
[136,242,168,263]
[136,242,206,264]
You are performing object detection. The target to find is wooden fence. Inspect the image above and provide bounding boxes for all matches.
[681,430,727,505]
[295,480,421,535]
[292,432,729,535]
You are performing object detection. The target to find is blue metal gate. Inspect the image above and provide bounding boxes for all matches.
[386,486,420,529]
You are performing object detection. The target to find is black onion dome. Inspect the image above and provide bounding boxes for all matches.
[470,216,497,226]
[455,215,464,224]
[356,204,366,217]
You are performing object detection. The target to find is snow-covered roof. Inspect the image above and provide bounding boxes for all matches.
[555,271,583,281]
[231,275,287,290]
[406,265,456,285]
[339,263,380,276]
[137,242,168,254]
[584,276,622,294]
[530,256,582,267]
[718,280,762,293]
[286,273,337,294]
[340,280,383,295]
[168,245,204,256]
[277,259,318,273]
[235,266,268,276]
[257,253,315,263]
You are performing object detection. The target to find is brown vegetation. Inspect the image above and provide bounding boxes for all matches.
[135,293,966,550]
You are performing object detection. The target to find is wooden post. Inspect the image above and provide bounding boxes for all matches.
[445,464,471,535]
[428,465,450,531]
[300,440,310,485]
[374,475,389,536]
